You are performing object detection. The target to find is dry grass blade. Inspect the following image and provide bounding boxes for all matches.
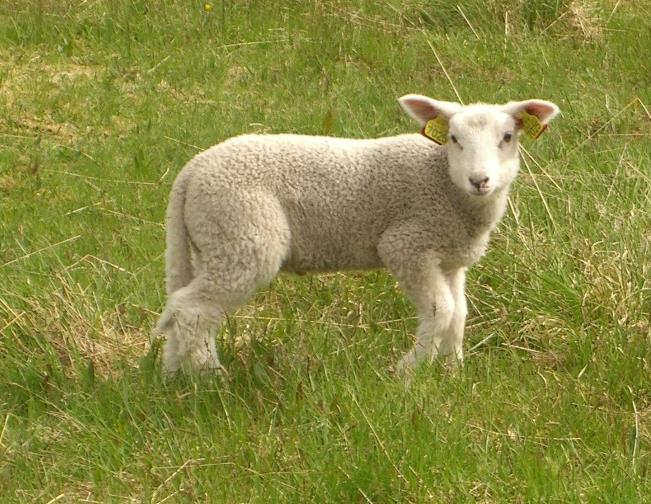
[46,169,160,186]
[1,235,81,268]
[519,146,563,192]
[423,36,464,104]
[151,458,203,503]
[163,135,205,151]
[520,153,557,231]
[457,5,481,39]
[45,494,66,504]
[553,98,640,165]
[351,393,409,487]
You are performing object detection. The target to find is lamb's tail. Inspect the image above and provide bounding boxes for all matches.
[156,169,193,331]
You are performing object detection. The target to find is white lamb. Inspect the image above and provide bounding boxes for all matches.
[155,94,560,374]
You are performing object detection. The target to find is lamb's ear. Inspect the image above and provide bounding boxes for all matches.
[398,94,462,144]
[502,99,560,139]
[398,94,462,125]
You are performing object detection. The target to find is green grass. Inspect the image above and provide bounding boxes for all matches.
[0,0,649,501]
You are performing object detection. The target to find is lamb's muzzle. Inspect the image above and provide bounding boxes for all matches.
[469,175,490,194]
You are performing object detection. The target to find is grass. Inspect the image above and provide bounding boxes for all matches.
[0,0,649,501]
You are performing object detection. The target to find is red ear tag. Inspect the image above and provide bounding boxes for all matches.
[421,116,449,145]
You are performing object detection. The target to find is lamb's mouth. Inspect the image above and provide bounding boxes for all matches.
[470,186,492,196]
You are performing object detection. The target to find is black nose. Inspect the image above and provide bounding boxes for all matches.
[469,175,489,189]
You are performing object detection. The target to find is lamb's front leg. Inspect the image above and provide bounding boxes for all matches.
[438,268,468,366]
[395,261,456,373]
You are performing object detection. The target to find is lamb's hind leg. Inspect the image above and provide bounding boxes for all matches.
[157,193,290,374]
[157,278,225,374]
[158,249,287,374]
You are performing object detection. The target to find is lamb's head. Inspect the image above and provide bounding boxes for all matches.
[399,94,560,198]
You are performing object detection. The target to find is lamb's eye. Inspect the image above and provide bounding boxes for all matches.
[503,132,513,143]
[450,135,458,144]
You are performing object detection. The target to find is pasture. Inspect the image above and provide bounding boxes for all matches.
[0,1,649,501]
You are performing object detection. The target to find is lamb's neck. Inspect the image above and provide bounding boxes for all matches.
[460,186,510,236]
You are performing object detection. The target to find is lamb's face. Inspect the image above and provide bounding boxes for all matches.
[398,94,560,199]
[446,108,520,198]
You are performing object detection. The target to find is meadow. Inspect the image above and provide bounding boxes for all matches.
[0,1,649,502]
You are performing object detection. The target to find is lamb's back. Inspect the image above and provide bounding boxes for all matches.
[186,133,446,226]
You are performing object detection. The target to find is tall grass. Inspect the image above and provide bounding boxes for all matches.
[0,1,649,501]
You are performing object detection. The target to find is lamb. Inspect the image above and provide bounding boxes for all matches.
[155,94,560,374]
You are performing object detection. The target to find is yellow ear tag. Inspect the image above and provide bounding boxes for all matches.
[421,116,449,145]
[520,111,547,139]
